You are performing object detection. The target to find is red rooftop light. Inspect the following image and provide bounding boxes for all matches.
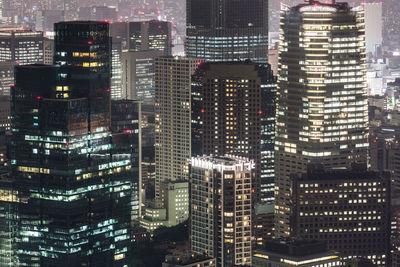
[65,142,69,146]
[201,109,205,113]
[88,41,92,44]
[36,96,42,100]
[106,89,110,92]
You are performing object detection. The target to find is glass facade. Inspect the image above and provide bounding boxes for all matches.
[186,0,268,63]
[10,22,134,266]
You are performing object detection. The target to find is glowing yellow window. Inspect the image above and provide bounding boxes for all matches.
[63,86,69,91]
[90,62,98,67]
[63,93,69,98]
[82,62,89,67]
[56,86,63,91]
[72,52,79,57]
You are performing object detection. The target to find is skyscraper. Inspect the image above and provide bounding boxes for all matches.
[121,50,163,102]
[10,22,135,266]
[0,30,44,65]
[275,1,368,237]
[111,99,142,219]
[291,168,390,266]
[129,20,172,56]
[111,37,123,99]
[154,56,203,201]
[191,62,276,203]
[190,155,254,267]
[186,0,268,63]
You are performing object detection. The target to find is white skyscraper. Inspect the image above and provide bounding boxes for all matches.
[190,155,254,266]
[154,56,203,203]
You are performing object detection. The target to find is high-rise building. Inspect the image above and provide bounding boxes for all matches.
[0,61,16,95]
[77,6,117,22]
[0,30,44,65]
[0,174,18,266]
[364,3,383,57]
[155,56,203,201]
[43,38,54,65]
[190,155,254,267]
[186,0,268,63]
[35,10,64,32]
[275,1,368,237]
[291,168,391,267]
[111,99,142,219]
[191,62,276,203]
[129,21,172,56]
[111,37,123,99]
[10,21,135,266]
[121,50,163,102]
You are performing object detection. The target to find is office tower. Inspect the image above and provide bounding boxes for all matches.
[155,56,202,201]
[0,61,16,95]
[275,1,368,237]
[163,253,216,267]
[129,20,172,56]
[252,239,342,267]
[35,10,64,32]
[253,203,274,245]
[43,38,54,65]
[191,62,276,203]
[186,0,268,63]
[291,168,390,267]
[364,3,383,57]
[91,6,117,22]
[111,100,142,219]
[190,155,254,267]
[77,6,117,22]
[0,30,44,65]
[111,38,123,99]
[121,50,162,101]
[10,21,134,266]
[0,175,18,266]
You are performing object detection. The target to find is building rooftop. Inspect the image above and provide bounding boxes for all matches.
[300,168,389,182]
[262,239,328,257]
[164,252,214,266]
[293,0,350,11]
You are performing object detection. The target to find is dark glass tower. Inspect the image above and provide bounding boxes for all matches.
[10,22,134,266]
[186,0,268,63]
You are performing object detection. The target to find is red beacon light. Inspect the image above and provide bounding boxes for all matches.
[258,110,262,115]
[106,89,110,92]
[201,109,205,113]
[88,41,92,45]
[36,96,42,100]
[65,142,70,146]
